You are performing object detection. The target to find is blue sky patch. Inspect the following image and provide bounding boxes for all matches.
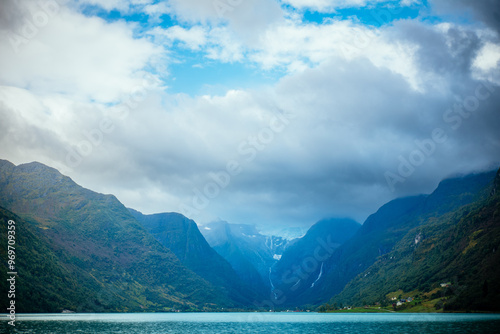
[302,2,427,26]
[166,54,283,96]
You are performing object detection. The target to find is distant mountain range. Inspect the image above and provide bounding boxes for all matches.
[0,158,499,312]
[200,220,291,297]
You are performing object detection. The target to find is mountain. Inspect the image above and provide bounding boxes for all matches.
[269,218,361,305]
[278,170,497,306]
[2,158,497,312]
[129,210,263,306]
[0,206,103,313]
[0,159,233,312]
[200,221,292,296]
[329,168,500,311]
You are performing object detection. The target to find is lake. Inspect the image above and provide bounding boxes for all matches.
[2,312,500,333]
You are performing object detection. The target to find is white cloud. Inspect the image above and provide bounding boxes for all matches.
[474,42,500,71]
[204,27,246,62]
[143,2,171,18]
[0,4,161,103]
[151,25,208,51]
[242,19,422,90]
[149,25,245,63]
[167,0,284,45]
[472,41,500,85]
[1,0,499,231]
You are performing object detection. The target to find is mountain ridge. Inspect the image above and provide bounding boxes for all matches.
[328,168,500,311]
[0,159,235,312]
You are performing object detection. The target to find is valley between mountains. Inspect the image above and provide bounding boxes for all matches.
[1,159,499,312]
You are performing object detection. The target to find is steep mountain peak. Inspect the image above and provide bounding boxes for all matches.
[2,160,75,193]
[136,211,196,228]
[309,218,360,238]
[0,159,16,183]
[128,210,202,258]
[17,161,59,174]
[0,159,15,170]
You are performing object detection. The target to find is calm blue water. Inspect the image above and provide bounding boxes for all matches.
[1,312,500,333]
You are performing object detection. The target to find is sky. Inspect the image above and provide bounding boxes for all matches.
[1,0,500,234]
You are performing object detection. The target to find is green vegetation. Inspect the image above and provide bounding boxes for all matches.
[318,288,478,313]
[322,169,500,313]
[0,160,235,312]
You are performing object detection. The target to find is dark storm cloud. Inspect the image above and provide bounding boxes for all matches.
[430,0,500,35]
[389,19,483,80]
[378,19,500,189]
[0,0,28,31]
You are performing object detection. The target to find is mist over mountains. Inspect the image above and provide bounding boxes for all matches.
[1,159,499,312]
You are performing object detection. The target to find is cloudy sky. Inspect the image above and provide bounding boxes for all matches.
[1,0,499,233]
